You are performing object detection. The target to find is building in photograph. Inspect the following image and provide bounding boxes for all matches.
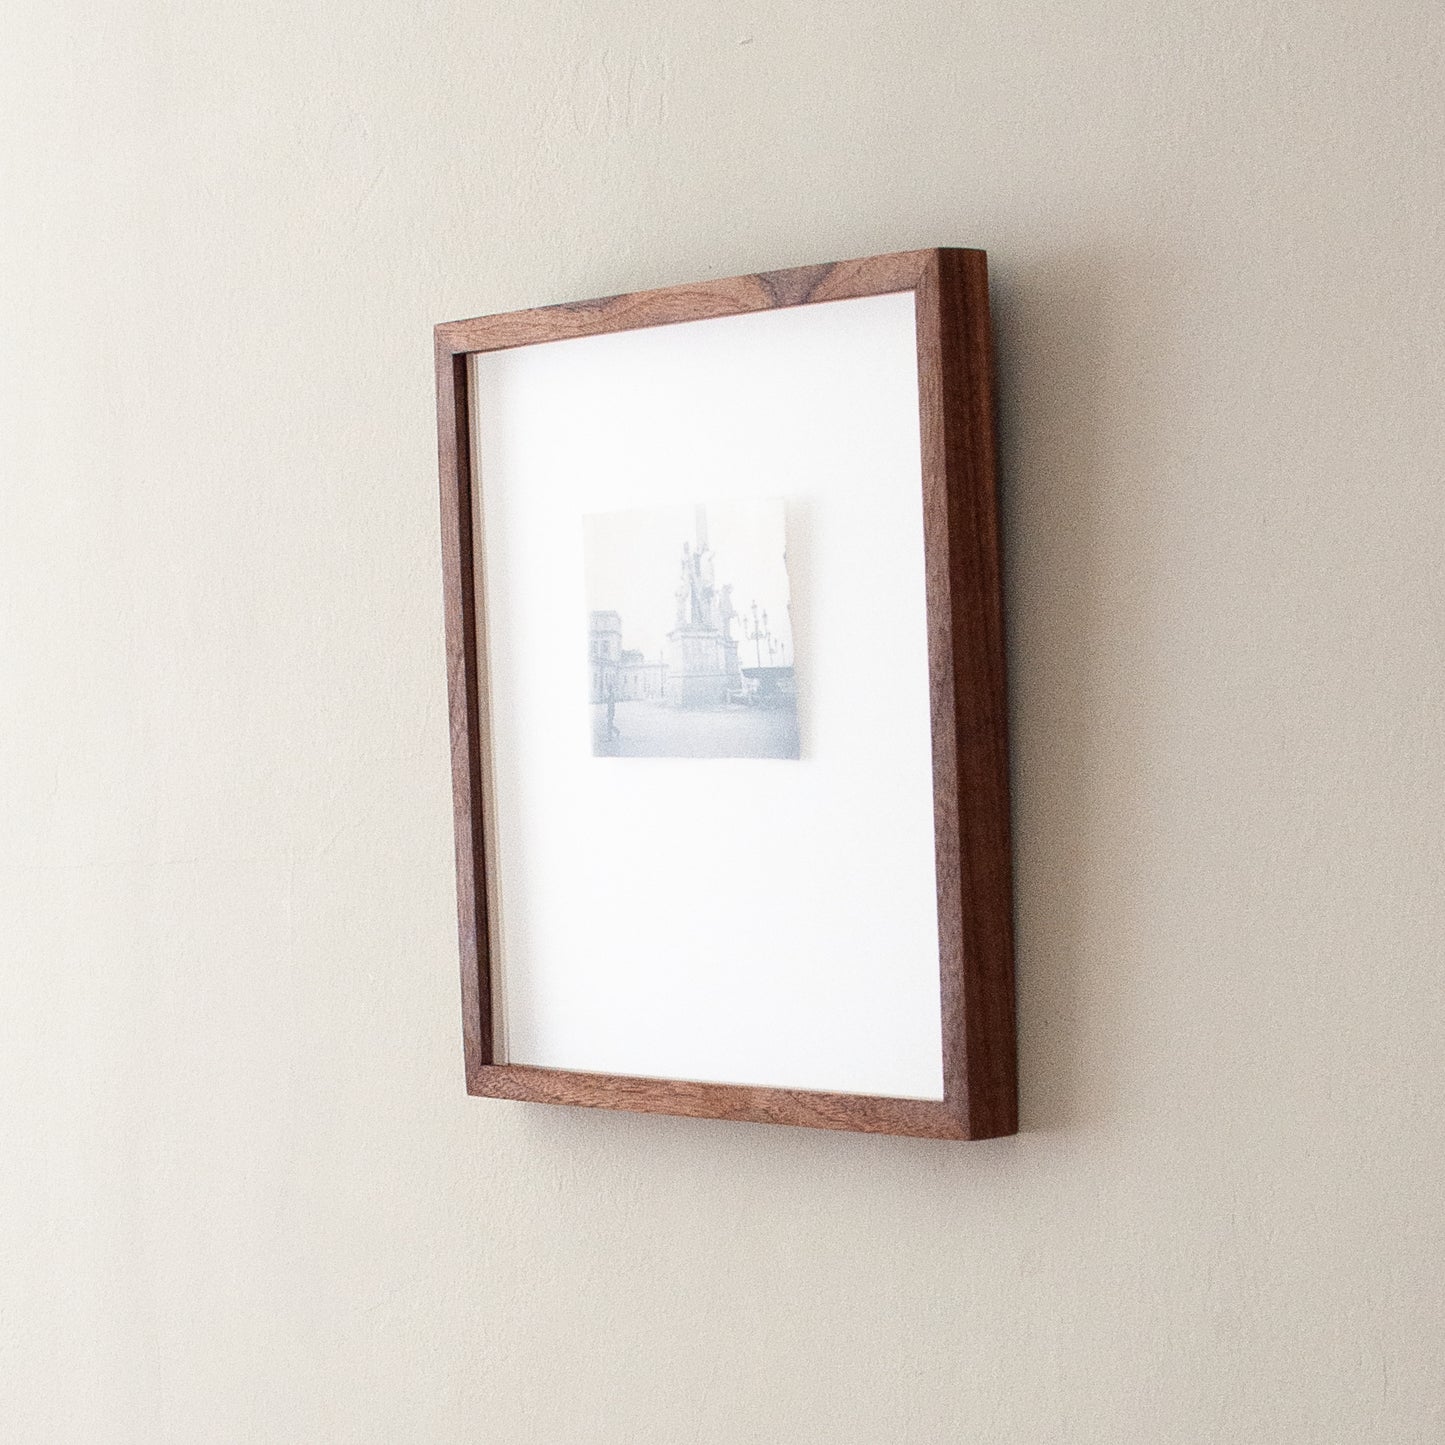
[617,648,667,701]
[590,611,666,703]
[588,610,622,702]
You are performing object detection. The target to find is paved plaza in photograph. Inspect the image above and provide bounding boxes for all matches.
[592,700,799,759]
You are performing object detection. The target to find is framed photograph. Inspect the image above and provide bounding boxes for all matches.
[435,248,1015,1139]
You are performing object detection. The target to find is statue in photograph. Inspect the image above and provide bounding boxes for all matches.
[698,543,716,625]
[677,537,715,629]
[718,582,737,642]
[674,545,691,627]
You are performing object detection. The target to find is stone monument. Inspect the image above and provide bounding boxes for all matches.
[665,508,741,708]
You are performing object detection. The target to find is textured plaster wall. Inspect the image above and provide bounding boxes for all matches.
[3,3,1443,1441]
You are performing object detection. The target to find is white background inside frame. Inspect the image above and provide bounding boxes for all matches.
[469,290,945,1100]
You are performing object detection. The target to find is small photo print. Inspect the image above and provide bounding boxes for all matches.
[585,500,798,759]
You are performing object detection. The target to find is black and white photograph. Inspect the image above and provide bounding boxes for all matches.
[584,499,798,759]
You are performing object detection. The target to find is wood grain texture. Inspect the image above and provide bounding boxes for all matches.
[435,342,493,1082]
[917,250,1018,1140]
[434,250,932,355]
[435,249,1016,1139]
[474,1065,972,1139]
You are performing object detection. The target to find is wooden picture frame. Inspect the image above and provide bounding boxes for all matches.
[435,247,1015,1139]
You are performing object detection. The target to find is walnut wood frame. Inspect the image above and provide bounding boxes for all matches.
[435,247,1015,1139]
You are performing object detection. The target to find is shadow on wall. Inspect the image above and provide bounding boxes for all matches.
[991,246,1172,1137]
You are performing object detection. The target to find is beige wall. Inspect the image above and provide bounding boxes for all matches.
[4,3,1443,1441]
